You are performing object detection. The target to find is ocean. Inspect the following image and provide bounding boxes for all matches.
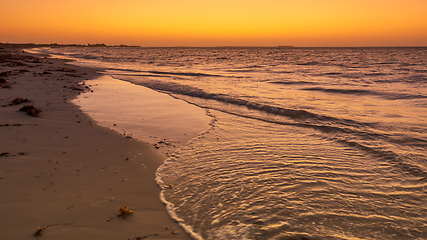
[35,47,426,240]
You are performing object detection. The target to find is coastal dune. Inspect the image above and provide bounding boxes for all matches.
[0,47,191,239]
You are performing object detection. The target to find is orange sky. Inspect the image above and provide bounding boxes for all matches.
[1,0,426,47]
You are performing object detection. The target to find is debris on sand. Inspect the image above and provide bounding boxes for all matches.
[54,67,77,73]
[32,223,73,237]
[18,69,30,73]
[117,206,133,219]
[70,84,91,92]
[0,152,11,157]
[70,86,84,91]
[33,226,47,237]
[129,234,159,240]
[9,97,31,106]
[153,139,174,149]
[0,123,21,126]
[0,77,7,84]
[0,71,12,77]
[0,76,10,88]
[19,105,42,117]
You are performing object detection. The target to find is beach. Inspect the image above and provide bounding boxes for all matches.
[0,46,192,239]
[38,46,425,240]
[2,45,426,240]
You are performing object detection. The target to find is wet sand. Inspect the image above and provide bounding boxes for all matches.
[72,75,212,156]
[0,46,192,240]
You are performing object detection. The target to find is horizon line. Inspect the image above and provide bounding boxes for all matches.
[1,42,426,48]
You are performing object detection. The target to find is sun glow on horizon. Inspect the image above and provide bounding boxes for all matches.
[1,0,426,47]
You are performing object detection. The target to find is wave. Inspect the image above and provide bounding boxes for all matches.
[226,69,262,73]
[106,67,224,77]
[302,87,372,95]
[324,72,342,76]
[148,70,223,77]
[338,139,427,179]
[111,77,364,127]
[112,76,425,150]
[404,74,427,83]
[109,76,427,180]
[301,87,427,100]
[269,80,317,85]
[68,53,100,60]
[296,61,321,66]
[365,72,390,76]
[114,73,170,78]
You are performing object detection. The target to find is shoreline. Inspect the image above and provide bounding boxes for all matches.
[72,75,212,156]
[0,47,191,239]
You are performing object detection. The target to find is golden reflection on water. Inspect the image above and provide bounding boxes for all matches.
[159,110,426,240]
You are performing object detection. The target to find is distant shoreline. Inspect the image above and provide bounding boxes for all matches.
[2,43,426,49]
[0,43,141,48]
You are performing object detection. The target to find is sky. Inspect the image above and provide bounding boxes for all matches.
[1,0,426,47]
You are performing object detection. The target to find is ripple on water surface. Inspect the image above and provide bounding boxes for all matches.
[158,111,427,240]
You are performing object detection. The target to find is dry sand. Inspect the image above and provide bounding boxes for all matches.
[0,46,191,239]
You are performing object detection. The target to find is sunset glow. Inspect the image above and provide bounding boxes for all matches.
[2,0,426,47]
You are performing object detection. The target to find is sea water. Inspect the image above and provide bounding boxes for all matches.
[36,47,426,239]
